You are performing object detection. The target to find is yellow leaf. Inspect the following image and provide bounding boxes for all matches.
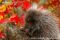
[0,15,3,20]
[0,5,6,12]
[0,0,2,3]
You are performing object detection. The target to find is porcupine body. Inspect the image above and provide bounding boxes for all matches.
[22,10,60,40]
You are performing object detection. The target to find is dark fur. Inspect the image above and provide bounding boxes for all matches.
[22,10,60,40]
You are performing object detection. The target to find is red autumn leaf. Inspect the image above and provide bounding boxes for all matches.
[9,3,15,8]
[15,1,22,8]
[5,5,13,14]
[22,1,31,10]
[10,15,20,23]
[0,19,5,24]
[5,9,10,13]
[10,14,25,25]
[52,0,59,6]
[0,32,6,38]
[0,12,4,16]
[12,0,24,8]
[19,14,25,25]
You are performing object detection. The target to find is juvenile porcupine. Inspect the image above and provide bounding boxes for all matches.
[22,9,60,40]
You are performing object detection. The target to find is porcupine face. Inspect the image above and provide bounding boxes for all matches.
[23,10,60,40]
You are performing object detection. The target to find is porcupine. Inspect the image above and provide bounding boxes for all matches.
[21,9,60,40]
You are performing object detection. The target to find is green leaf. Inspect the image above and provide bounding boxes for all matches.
[6,23,13,28]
